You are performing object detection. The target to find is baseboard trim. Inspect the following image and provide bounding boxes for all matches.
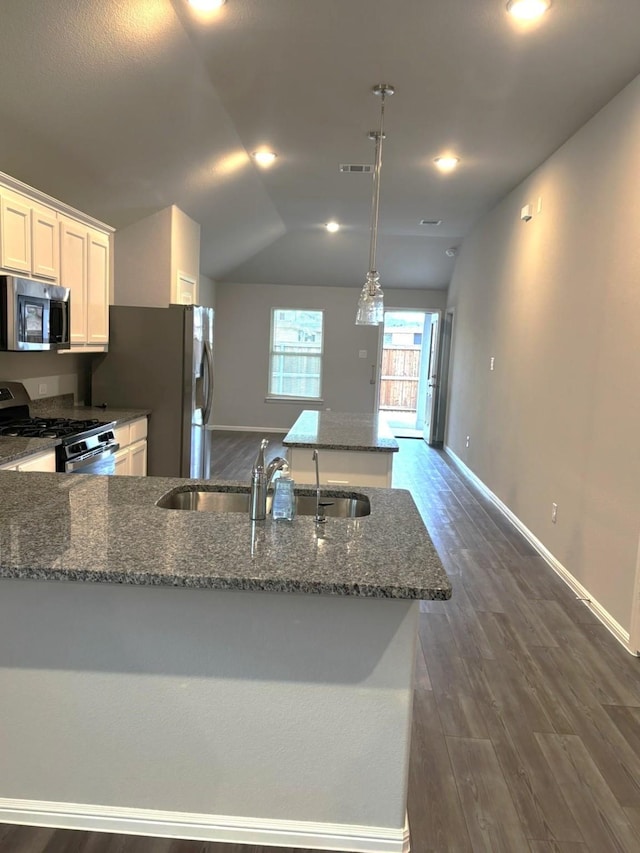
[211,425,288,434]
[444,447,634,655]
[0,799,409,853]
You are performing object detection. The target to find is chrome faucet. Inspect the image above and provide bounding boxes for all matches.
[250,438,288,520]
[312,449,326,524]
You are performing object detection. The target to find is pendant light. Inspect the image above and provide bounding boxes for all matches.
[355,83,395,325]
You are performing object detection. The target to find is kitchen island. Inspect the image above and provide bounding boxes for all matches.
[0,471,450,853]
[284,410,399,487]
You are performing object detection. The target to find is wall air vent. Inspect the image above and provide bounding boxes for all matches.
[420,219,443,226]
[340,164,373,173]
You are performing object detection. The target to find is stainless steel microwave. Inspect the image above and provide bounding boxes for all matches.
[0,276,70,351]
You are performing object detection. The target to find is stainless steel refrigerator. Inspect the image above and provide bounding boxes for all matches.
[91,304,214,478]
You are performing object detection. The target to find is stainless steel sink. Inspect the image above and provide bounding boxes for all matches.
[156,487,370,517]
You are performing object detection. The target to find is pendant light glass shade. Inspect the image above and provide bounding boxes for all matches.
[355,271,384,325]
[355,84,394,325]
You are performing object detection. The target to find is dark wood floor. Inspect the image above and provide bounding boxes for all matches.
[3,434,640,852]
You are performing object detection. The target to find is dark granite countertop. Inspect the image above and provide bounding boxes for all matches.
[0,397,149,467]
[0,472,451,600]
[283,410,399,453]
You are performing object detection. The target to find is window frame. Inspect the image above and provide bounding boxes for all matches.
[266,308,325,402]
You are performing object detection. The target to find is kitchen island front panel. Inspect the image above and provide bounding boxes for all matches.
[0,469,450,851]
[284,410,399,488]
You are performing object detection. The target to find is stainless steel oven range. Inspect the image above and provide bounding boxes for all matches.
[0,381,118,474]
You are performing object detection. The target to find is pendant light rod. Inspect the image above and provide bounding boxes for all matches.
[367,84,394,276]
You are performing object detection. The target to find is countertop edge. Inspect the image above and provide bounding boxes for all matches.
[0,568,452,599]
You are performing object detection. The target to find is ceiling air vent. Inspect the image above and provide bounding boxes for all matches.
[420,219,443,226]
[340,164,373,173]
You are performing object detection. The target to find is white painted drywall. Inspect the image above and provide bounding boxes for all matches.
[214,282,446,430]
[446,73,640,632]
[0,352,92,403]
[199,274,216,308]
[0,578,417,835]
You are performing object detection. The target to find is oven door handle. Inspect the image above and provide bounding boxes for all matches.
[65,442,120,472]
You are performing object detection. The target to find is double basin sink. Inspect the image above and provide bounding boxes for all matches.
[156,486,370,518]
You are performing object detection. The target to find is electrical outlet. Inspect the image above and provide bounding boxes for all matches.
[490,357,495,371]
[551,502,558,524]
[38,383,47,396]
[465,435,470,448]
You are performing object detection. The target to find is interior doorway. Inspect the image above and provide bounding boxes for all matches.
[376,310,440,437]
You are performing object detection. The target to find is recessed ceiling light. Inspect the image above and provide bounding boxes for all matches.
[252,150,277,167]
[434,156,460,173]
[506,0,551,20]
[326,221,340,233]
[188,0,226,10]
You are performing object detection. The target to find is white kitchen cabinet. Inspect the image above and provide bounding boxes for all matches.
[0,449,57,472]
[60,216,110,350]
[114,205,200,308]
[0,190,61,282]
[113,448,130,476]
[0,171,112,346]
[87,228,109,345]
[113,418,148,476]
[32,203,60,281]
[128,439,148,476]
[0,190,32,274]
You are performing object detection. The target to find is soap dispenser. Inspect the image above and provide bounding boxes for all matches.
[271,465,295,521]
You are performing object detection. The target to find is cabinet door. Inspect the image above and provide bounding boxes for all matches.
[32,205,60,281]
[16,450,57,472]
[113,448,130,476]
[128,440,147,476]
[175,271,197,305]
[1,192,32,273]
[87,229,109,344]
[60,217,88,344]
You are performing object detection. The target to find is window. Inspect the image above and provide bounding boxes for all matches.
[269,309,324,399]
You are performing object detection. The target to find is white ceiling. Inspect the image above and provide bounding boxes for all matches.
[0,0,639,290]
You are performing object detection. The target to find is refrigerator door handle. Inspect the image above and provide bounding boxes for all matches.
[203,340,214,425]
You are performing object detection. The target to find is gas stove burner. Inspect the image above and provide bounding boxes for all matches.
[0,416,110,439]
[0,381,119,474]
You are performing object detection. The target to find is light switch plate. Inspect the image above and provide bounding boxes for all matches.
[359,350,367,358]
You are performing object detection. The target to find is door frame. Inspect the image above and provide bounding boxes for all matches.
[375,307,442,433]
[431,308,455,447]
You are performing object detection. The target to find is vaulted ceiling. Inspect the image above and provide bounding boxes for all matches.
[1,0,639,289]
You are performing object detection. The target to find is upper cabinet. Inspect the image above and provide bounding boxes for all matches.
[60,217,110,348]
[32,203,60,281]
[114,205,201,308]
[0,171,113,352]
[1,191,32,274]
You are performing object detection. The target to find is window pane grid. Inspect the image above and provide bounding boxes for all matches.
[269,309,324,399]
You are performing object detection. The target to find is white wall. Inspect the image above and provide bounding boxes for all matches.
[0,578,417,847]
[199,274,216,308]
[446,73,640,635]
[214,282,446,430]
[0,352,92,403]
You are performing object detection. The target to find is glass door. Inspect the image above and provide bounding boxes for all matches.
[376,310,434,436]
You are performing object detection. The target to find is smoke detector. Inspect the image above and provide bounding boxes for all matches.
[445,247,458,258]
